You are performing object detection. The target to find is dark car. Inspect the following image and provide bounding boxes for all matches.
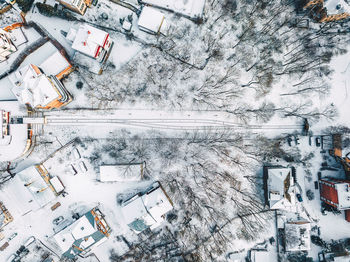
[296,193,303,202]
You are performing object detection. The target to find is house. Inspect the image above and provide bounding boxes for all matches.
[0,101,33,162]
[121,181,173,233]
[53,207,111,259]
[4,164,64,215]
[138,6,169,35]
[99,162,144,182]
[57,0,93,15]
[139,0,206,20]
[67,24,113,63]
[304,0,350,22]
[265,166,296,211]
[0,28,16,62]
[10,64,72,110]
[284,220,311,252]
[319,178,350,222]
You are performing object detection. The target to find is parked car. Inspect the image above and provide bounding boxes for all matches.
[296,193,303,202]
[6,254,16,262]
[294,135,300,145]
[24,236,35,247]
[287,136,292,146]
[315,137,321,147]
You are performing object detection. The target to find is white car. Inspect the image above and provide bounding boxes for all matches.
[24,236,35,247]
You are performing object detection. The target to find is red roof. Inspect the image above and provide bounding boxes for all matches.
[320,180,339,207]
[345,210,350,222]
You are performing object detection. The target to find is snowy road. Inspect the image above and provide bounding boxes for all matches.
[22,109,302,132]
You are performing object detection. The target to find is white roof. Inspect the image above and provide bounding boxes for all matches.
[138,7,167,34]
[39,51,70,76]
[71,216,96,239]
[284,220,311,252]
[267,167,295,210]
[17,166,56,208]
[334,182,350,210]
[141,0,205,18]
[121,184,173,232]
[9,64,60,108]
[99,164,143,182]
[53,231,75,252]
[71,24,109,58]
[251,250,270,262]
[49,176,65,193]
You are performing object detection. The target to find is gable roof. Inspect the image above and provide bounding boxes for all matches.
[267,167,295,210]
[70,24,109,58]
[121,182,173,233]
[53,208,109,259]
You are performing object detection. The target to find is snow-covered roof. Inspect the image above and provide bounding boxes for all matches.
[250,250,270,262]
[324,0,350,15]
[141,0,206,19]
[121,182,173,233]
[49,176,65,194]
[267,167,296,211]
[9,166,56,213]
[138,6,168,35]
[53,208,108,259]
[99,163,143,182]
[70,24,109,58]
[334,182,350,209]
[284,220,311,252]
[39,50,70,77]
[9,64,60,108]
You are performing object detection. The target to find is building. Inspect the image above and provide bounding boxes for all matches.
[4,165,64,215]
[304,0,350,22]
[57,0,93,15]
[139,0,206,20]
[319,178,350,222]
[53,208,111,259]
[121,181,173,233]
[10,64,72,110]
[284,220,311,252]
[327,134,350,177]
[67,24,113,63]
[138,6,169,35]
[99,162,144,182]
[265,166,296,211]
[0,101,33,162]
[0,28,16,62]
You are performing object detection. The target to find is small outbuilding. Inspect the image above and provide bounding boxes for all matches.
[138,6,168,35]
[284,220,311,252]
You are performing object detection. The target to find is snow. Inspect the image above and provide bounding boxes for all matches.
[99,163,143,182]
